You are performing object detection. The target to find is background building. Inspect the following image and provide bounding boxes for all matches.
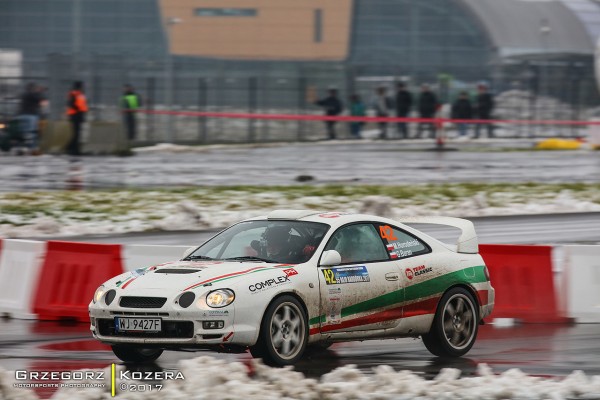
[1,0,599,141]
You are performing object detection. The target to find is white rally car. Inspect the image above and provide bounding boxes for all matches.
[89,210,494,366]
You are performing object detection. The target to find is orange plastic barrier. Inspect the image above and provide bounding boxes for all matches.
[33,241,124,322]
[480,244,568,323]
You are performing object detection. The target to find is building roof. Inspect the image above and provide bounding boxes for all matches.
[460,0,599,58]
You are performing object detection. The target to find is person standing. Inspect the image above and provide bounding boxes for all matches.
[474,84,495,138]
[395,82,413,139]
[348,94,366,139]
[18,83,43,154]
[372,86,393,139]
[417,84,438,139]
[121,84,142,142]
[315,88,343,140]
[451,91,473,138]
[66,81,88,156]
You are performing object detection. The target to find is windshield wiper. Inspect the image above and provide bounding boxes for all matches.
[183,255,214,261]
[223,256,274,263]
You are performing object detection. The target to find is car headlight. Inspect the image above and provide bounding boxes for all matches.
[93,285,106,304]
[206,289,235,308]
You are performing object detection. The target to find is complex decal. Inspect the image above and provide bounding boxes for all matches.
[248,275,291,293]
[322,266,370,285]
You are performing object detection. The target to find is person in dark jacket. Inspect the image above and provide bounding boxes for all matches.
[18,82,43,153]
[315,88,343,140]
[395,82,412,139]
[417,84,438,139]
[451,91,473,137]
[474,84,495,138]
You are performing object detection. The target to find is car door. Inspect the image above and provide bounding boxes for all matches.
[318,223,401,333]
[374,223,436,320]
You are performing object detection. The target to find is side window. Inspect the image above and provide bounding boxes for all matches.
[324,223,389,264]
[377,224,429,259]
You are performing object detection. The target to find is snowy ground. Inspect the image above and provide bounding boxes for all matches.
[1,184,600,238]
[2,355,600,400]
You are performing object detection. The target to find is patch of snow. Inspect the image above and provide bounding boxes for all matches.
[2,356,600,400]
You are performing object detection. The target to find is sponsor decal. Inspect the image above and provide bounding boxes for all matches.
[202,310,230,317]
[248,275,291,293]
[322,266,370,285]
[283,268,298,277]
[390,252,399,259]
[405,265,432,280]
[318,212,348,218]
[388,239,420,250]
[386,244,394,251]
[327,296,342,325]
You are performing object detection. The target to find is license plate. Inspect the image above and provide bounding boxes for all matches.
[114,317,161,332]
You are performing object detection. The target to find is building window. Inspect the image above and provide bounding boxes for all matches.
[314,9,322,43]
[194,8,257,17]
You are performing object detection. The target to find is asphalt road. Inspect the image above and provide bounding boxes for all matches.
[0,320,598,399]
[1,140,599,191]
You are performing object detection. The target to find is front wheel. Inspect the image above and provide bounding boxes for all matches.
[250,295,308,366]
[422,287,479,357]
[111,345,163,363]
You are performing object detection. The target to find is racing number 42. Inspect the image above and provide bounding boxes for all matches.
[379,225,397,241]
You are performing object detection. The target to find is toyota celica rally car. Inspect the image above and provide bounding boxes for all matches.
[89,210,495,366]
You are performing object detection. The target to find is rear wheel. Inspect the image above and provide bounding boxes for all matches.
[250,295,308,366]
[111,345,163,363]
[422,287,479,357]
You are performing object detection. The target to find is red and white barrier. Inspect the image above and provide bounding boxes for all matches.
[33,241,125,322]
[0,239,598,324]
[122,244,190,272]
[561,245,600,323]
[0,239,46,319]
[479,244,568,323]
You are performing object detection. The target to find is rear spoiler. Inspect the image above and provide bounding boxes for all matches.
[397,216,478,254]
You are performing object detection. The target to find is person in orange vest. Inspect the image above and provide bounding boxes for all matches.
[66,81,88,155]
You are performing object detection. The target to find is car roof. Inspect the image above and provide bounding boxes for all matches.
[245,209,402,229]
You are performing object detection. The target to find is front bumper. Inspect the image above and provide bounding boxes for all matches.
[89,301,256,347]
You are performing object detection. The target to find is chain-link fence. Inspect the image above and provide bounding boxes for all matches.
[1,54,598,144]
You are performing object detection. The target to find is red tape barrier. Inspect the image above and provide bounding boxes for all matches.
[480,244,568,324]
[33,241,124,322]
[134,109,600,126]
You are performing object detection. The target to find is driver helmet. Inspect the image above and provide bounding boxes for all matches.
[264,225,291,255]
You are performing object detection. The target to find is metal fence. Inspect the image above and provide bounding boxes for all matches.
[1,55,598,144]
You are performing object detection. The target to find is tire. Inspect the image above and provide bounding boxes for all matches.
[111,345,163,363]
[250,295,308,366]
[422,287,479,358]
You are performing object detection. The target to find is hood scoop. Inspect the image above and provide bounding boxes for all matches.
[154,269,199,274]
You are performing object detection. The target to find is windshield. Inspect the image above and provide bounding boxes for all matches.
[187,220,330,264]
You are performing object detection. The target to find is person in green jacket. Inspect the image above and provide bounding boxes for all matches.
[121,84,142,141]
[349,94,366,139]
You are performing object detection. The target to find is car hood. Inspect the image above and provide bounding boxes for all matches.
[114,260,297,292]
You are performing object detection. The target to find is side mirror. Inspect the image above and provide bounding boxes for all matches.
[320,250,342,267]
[182,246,196,259]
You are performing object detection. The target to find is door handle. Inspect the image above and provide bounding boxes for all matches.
[385,272,399,281]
